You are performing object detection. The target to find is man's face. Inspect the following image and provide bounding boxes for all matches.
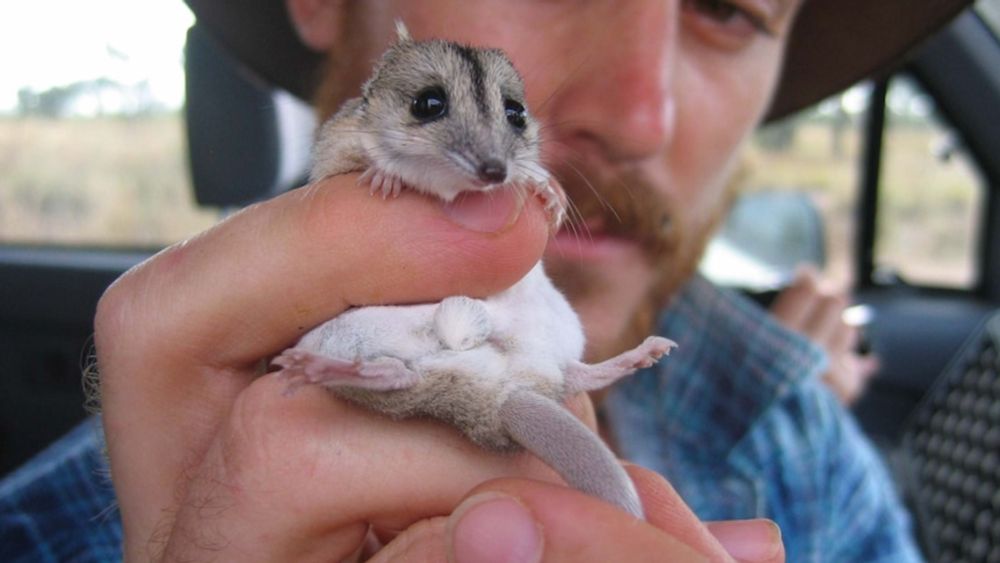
[306,0,801,360]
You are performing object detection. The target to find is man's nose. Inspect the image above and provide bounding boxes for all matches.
[548,1,679,163]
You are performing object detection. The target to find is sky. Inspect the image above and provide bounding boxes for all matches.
[0,0,193,113]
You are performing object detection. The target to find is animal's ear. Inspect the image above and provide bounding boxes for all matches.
[395,19,412,42]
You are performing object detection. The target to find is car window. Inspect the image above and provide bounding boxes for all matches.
[703,73,987,292]
[875,75,985,288]
[701,86,868,290]
[0,0,220,248]
[979,0,1000,35]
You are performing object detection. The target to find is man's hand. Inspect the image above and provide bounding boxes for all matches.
[95,175,780,561]
[371,466,784,562]
[770,268,879,405]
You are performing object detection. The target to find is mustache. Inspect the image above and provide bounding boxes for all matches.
[551,159,680,260]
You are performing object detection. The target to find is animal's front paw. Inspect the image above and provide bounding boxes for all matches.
[534,180,568,228]
[359,167,408,199]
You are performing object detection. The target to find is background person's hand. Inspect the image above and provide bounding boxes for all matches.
[770,268,879,405]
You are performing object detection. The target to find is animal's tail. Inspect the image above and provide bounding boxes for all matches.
[499,389,644,519]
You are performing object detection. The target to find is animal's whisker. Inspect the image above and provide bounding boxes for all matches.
[529,54,595,115]
[556,157,621,225]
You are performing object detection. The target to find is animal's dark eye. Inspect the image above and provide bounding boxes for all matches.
[411,87,448,121]
[504,99,526,130]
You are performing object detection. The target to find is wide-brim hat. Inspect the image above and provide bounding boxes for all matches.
[183,0,972,122]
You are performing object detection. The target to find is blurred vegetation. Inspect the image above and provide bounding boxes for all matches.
[16,78,171,119]
[0,114,218,247]
[0,79,984,289]
[744,97,982,288]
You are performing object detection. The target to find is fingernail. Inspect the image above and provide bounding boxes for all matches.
[442,188,524,233]
[449,493,542,563]
[708,519,782,562]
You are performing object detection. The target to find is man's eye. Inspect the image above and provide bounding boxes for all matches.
[691,0,740,22]
[682,0,774,43]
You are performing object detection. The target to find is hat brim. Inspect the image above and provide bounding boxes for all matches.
[184,0,972,122]
[771,0,971,120]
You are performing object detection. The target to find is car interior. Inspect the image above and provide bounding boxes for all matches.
[1,1,998,559]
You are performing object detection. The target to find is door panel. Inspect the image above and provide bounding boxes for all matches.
[0,248,141,473]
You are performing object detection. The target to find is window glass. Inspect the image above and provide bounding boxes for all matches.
[0,0,221,248]
[701,86,869,290]
[875,76,984,288]
[978,0,1000,38]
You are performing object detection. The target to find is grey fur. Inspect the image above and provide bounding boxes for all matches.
[310,25,545,201]
[275,24,677,518]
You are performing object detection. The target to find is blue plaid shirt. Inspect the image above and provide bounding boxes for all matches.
[605,275,922,562]
[0,275,921,561]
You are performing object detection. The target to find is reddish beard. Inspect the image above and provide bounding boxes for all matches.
[544,160,736,359]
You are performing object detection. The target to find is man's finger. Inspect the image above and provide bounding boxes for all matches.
[98,176,548,370]
[369,468,784,563]
[800,293,847,344]
[155,375,564,561]
[629,465,784,563]
[769,269,820,329]
[447,478,741,562]
[367,518,449,563]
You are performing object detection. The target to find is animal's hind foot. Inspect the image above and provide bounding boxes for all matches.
[272,349,421,393]
[563,336,677,393]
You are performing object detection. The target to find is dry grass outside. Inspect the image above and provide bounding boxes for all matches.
[744,121,863,286]
[743,119,982,288]
[0,115,220,248]
[0,115,983,289]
